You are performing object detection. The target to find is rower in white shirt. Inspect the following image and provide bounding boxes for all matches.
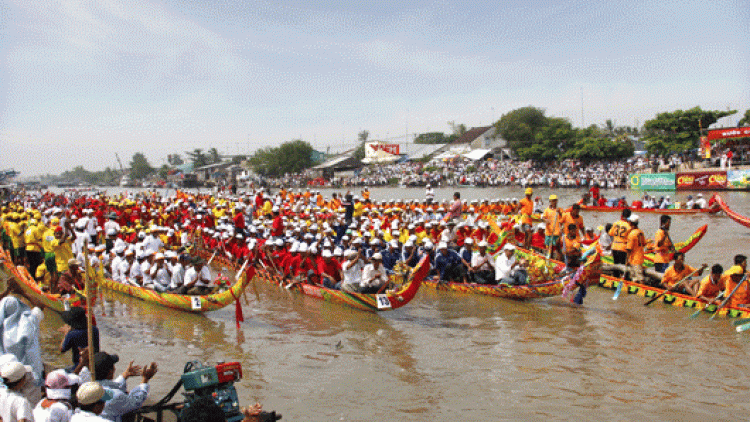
[494,244,527,285]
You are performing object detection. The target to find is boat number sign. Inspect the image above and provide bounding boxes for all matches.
[191,297,202,310]
[376,294,392,310]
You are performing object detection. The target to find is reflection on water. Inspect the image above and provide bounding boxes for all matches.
[30,188,750,420]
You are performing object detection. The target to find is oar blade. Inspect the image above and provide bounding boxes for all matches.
[612,280,624,301]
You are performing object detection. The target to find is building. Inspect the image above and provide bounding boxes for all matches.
[450,126,510,159]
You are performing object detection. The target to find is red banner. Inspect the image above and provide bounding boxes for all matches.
[706,127,750,141]
[370,144,400,155]
[676,171,727,190]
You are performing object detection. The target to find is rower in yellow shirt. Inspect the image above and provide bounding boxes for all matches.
[24,219,44,276]
[50,225,74,292]
[353,198,365,218]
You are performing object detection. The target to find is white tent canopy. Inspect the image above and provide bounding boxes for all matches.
[463,149,492,161]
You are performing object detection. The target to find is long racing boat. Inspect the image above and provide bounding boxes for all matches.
[199,250,428,312]
[599,274,750,318]
[580,203,720,215]
[715,195,750,229]
[96,268,253,313]
[0,246,87,313]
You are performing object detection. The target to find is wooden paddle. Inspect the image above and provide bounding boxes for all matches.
[206,250,218,266]
[731,316,750,326]
[688,291,724,319]
[612,278,625,301]
[82,240,96,381]
[735,320,750,333]
[709,273,748,320]
[644,266,704,306]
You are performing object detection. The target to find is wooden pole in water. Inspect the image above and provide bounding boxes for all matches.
[82,240,96,380]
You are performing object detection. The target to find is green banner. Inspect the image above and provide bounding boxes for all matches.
[630,173,675,191]
[727,169,750,189]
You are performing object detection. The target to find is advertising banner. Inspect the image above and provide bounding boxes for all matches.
[364,142,401,164]
[707,127,750,141]
[727,169,750,190]
[676,171,727,190]
[630,173,675,191]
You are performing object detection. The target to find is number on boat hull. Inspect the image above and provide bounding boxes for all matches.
[376,294,392,310]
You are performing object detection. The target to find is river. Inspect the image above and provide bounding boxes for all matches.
[35,187,750,421]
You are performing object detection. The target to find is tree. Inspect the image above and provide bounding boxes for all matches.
[248,139,315,177]
[514,117,575,161]
[167,154,184,166]
[642,106,736,156]
[129,152,154,180]
[231,155,247,165]
[414,132,451,144]
[448,121,467,137]
[563,136,634,161]
[495,106,548,152]
[358,130,369,142]
[208,147,221,164]
[185,149,208,168]
[739,109,750,127]
[158,164,170,179]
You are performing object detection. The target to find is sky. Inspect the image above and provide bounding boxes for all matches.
[1,0,749,177]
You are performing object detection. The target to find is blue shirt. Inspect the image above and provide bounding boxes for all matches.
[381,248,399,271]
[434,250,461,279]
[61,327,100,366]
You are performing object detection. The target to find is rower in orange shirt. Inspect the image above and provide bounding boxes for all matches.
[519,188,534,248]
[695,264,725,304]
[660,252,706,296]
[652,215,674,273]
[560,204,585,241]
[625,214,646,283]
[608,209,632,277]
[541,195,563,259]
[722,254,749,308]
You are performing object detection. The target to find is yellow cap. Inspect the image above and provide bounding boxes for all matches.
[549,195,558,200]
[726,265,744,275]
[525,188,533,195]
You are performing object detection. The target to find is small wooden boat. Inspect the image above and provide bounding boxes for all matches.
[96,267,253,313]
[198,250,428,312]
[599,274,750,318]
[580,203,720,215]
[715,195,750,229]
[0,246,87,313]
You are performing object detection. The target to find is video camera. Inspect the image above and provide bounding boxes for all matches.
[180,361,281,422]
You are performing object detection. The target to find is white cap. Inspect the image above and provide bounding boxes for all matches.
[437,242,448,250]
[478,241,488,248]
[1,361,31,383]
[76,382,113,406]
[629,214,639,223]
[321,250,332,258]
[371,252,383,260]
[464,238,473,244]
[503,244,516,251]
